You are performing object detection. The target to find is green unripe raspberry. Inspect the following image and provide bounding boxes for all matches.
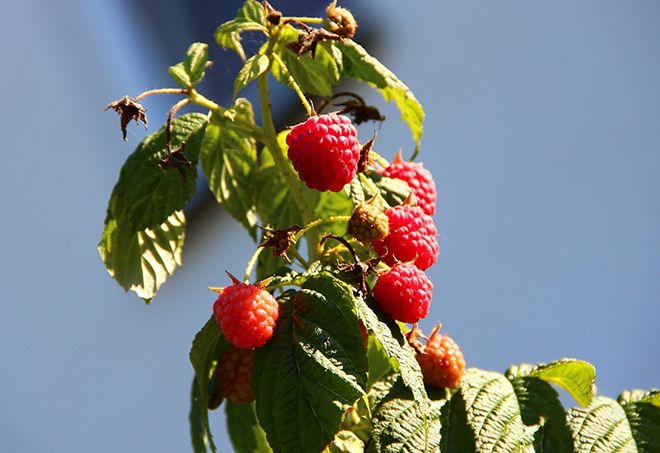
[348,201,389,243]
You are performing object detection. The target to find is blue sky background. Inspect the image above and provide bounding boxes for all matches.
[1,1,658,451]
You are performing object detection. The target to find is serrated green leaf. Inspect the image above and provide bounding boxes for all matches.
[455,369,527,452]
[325,431,365,453]
[226,402,272,453]
[439,388,476,453]
[618,390,660,453]
[98,210,186,301]
[508,375,574,452]
[189,317,230,453]
[368,376,440,453]
[270,25,340,97]
[185,42,209,87]
[215,0,267,61]
[567,396,636,452]
[106,113,207,234]
[200,99,258,237]
[234,54,270,97]
[333,40,424,151]
[527,359,596,408]
[253,274,368,453]
[169,62,191,89]
[352,293,428,405]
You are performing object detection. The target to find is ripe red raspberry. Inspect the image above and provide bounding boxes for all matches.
[373,204,439,270]
[213,273,279,349]
[286,113,360,192]
[348,199,389,243]
[372,263,433,323]
[215,346,255,404]
[411,325,465,389]
[382,150,437,216]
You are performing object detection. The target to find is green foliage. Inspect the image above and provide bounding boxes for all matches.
[106,113,207,234]
[253,274,368,453]
[234,54,270,97]
[189,317,229,453]
[270,25,340,97]
[332,40,425,151]
[169,43,210,89]
[214,0,267,61]
[226,402,272,453]
[200,99,258,237]
[99,2,654,452]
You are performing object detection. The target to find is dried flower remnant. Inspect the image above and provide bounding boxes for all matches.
[105,96,148,141]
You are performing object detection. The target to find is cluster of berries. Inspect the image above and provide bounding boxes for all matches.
[211,272,279,403]
[210,113,464,404]
[287,113,464,388]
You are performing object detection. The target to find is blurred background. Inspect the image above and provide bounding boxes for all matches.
[1,0,658,451]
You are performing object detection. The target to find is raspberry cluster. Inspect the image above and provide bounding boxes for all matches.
[213,273,279,349]
[286,113,361,192]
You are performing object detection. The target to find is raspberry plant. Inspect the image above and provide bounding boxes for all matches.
[100,1,659,452]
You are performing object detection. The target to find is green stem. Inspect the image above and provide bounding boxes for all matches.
[188,89,266,140]
[270,53,313,116]
[285,16,324,24]
[257,72,318,260]
[243,246,265,282]
[294,215,351,242]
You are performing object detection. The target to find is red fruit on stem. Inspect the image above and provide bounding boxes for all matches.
[216,346,255,404]
[382,150,437,216]
[413,325,465,389]
[213,273,279,349]
[372,263,433,323]
[286,113,361,192]
[373,204,439,270]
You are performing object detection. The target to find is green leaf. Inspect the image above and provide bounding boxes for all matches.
[325,431,365,453]
[507,373,574,452]
[189,317,230,453]
[200,99,258,237]
[314,189,353,236]
[234,54,270,97]
[367,334,393,389]
[214,0,267,61]
[185,42,209,87]
[253,274,368,453]
[226,402,272,453]
[333,40,424,151]
[527,359,596,407]
[438,389,476,453]
[454,368,528,452]
[567,396,636,452]
[352,293,428,404]
[368,376,440,453]
[270,25,340,97]
[98,210,186,301]
[169,63,191,89]
[190,378,210,453]
[106,113,208,234]
[253,131,319,229]
[369,173,411,207]
[618,390,660,453]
